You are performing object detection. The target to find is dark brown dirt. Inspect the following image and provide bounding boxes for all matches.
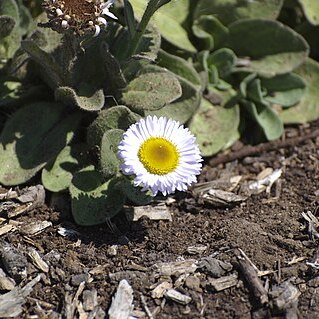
[0,120,318,319]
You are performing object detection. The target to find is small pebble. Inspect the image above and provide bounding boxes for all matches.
[71,273,89,286]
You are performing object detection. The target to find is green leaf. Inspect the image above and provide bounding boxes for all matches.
[55,85,105,112]
[145,76,201,123]
[130,0,196,52]
[70,166,125,226]
[0,0,19,20]
[157,49,202,89]
[112,25,161,62]
[279,58,319,123]
[16,0,34,34]
[0,0,21,60]
[0,102,82,186]
[42,144,90,192]
[99,129,124,180]
[33,16,63,53]
[228,19,309,77]
[261,73,306,107]
[77,41,127,92]
[239,73,257,98]
[207,48,236,79]
[192,15,228,51]
[299,0,319,26]
[124,0,137,37]
[87,105,141,147]
[242,100,283,140]
[194,0,283,26]
[0,80,21,105]
[246,78,269,106]
[22,39,64,88]
[0,16,15,39]
[121,71,182,112]
[189,89,240,156]
[119,177,153,205]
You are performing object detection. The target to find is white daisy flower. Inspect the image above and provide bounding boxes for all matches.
[118,116,203,196]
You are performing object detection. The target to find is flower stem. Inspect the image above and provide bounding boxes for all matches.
[125,0,171,58]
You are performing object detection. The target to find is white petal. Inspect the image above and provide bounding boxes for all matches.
[118,116,202,196]
[93,25,101,37]
[97,17,107,25]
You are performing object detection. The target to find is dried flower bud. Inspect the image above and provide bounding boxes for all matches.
[41,0,117,36]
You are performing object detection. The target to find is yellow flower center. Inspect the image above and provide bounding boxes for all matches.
[138,137,179,175]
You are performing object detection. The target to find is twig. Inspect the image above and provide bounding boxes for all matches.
[209,128,319,167]
[140,294,154,319]
[235,249,268,305]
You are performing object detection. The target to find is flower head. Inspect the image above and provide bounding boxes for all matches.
[118,116,203,196]
[42,0,117,36]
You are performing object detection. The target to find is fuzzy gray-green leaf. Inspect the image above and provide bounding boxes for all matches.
[157,50,202,89]
[261,73,306,107]
[192,15,228,51]
[87,105,141,147]
[228,19,309,77]
[189,89,240,156]
[55,85,105,112]
[119,177,153,205]
[0,102,82,186]
[130,0,195,52]
[194,0,283,26]
[70,167,125,226]
[0,16,15,39]
[145,76,201,124]
[299,0,319,26]
[279,58,319,123]
[22,39,64,88]
[99,129,124,180]
[121,71,182,112]
[42,144,90,192]
[242,100,283,140]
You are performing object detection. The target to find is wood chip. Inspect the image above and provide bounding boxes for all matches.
[154,259,197,277]
[125,205,172,222]
[19,220,52,236]
[0,188,18,200]
[107,245,118,256]
[192,175,242,195]
[208,274,238,291]
[186,245,208,255]
[0,224,16,236]
[151,281,172,299]
[7,202,33,218]
[270,281,300,319]
[197,256,232,277]
[140,293,154,319]
[65,281,86,319]
[83,289,98,311]
[17,185,45,205]
[248,168,282,194]
[0,267,15,291]
[164,288,192,305]
[0,274,42,317]
[27,247,49,273]
[108,279,134,319]
[0,240,28,281]
[89,264,108,275]
[202,189,247,207]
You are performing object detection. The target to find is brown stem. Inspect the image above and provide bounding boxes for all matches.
[209,128,319,167]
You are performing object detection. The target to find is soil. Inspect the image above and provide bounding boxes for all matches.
[0,120,318,319]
